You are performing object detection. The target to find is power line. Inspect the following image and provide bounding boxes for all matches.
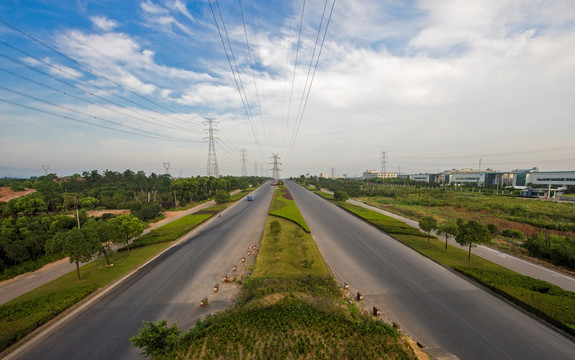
[207,0,266,161]
[0,97,194,142]
[285,0,337,164]
[0,41,201,132]
[0,66,197,134]
[0,17,201,126]
[282,0,307,153]
[0,85,194,142]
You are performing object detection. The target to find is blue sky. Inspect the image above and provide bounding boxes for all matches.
[1,0,574,178]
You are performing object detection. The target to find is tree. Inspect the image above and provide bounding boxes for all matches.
[130,320,182,358]
[334,190,349,201]
[214,190,230,204]
[437,222,458,251]
[419,216,438,243]
[109,214,146,255]
[455,220,492,262]
[14,196,47,216]
[45,227,101,279]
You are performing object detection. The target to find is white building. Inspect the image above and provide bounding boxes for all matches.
[362,170,398,179]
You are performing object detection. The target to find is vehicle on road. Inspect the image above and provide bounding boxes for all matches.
[247,195,253,201]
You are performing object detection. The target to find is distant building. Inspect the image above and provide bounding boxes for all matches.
[319,172,329,179]
[362,170,398,179]
[408,168,575,188]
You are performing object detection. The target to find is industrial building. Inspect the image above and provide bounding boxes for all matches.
[409,167,575,189]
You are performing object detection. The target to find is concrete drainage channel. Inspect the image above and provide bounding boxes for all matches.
[342,281,460,360]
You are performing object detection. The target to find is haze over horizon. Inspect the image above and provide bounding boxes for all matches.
[1,0,574,179]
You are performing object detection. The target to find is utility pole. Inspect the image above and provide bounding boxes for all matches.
[240,149,247,177]
[203,118,219,177]
[270,154,281,182]
[163,162,170,175]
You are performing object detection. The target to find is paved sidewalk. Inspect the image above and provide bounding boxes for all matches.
[346,198,575,292]
[0,197,231,305]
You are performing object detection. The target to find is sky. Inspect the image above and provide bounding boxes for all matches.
[1,0,574,179]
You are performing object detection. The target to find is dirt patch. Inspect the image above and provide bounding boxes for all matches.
[86,209,130,217]
[0,187,36,202]
[282,189,294,200]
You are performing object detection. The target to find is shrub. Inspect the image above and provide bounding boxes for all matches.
[270,220,281,235]
[502,229,524,239]
[487,223,498,235]
[334,191,349,201]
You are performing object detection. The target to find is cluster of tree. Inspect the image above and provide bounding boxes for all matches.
[0,172,267,275]
[524,233,575,270]
[418,216,493,261]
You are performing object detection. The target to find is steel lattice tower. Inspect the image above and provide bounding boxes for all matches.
[240,149,247,177]
[270,153,281,181]
[203,118,219,177]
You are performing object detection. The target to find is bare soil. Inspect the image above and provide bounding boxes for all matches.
[0,187,36,202]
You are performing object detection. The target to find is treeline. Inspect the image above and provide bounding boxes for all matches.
[524,233,575,270]
[0,171,266,278]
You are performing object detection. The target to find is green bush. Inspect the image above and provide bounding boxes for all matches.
[0,285,96,350]
[502,229,524,239]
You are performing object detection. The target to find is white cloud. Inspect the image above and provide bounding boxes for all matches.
[90,16,119,31]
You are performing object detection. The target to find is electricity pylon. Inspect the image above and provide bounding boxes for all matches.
[240,149,247,177]
[270,154,281,181]
[203,118,219,177]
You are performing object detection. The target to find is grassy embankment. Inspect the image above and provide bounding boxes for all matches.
[314,190,575,335]
[0,202,229,352]
[142,186,420,359]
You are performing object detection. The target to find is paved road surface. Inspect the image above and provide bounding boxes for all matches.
[289,181,575,360]
[6,184,274,360]
[347,199,575,292]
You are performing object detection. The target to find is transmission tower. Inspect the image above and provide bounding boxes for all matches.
[163,162,170,175]
[270,154,281,181]
[203,118,219,177]
[42,165,50,175]
[380,151,388,178]
[240,149,248,177]
[331,167,335,179]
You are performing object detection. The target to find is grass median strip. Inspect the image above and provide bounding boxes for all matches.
[324,194,575,336]
[0,204,224,352]
[131,185,422,359]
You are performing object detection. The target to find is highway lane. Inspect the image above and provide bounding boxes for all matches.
[7,184,274,360]
[347,198,575,292]
[288,181,575,360]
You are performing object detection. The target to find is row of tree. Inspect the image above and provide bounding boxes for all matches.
[0,172,266,276]
[419,216,493,261]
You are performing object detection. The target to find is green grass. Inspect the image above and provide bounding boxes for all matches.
[120,205,224,251]
[268,187,310,232]
[253,217,329,278]
[332,197,575,335]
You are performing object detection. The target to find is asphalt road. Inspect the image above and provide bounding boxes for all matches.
[348,199,575,292]
[287,181,575,360]
[7,184,274,360]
